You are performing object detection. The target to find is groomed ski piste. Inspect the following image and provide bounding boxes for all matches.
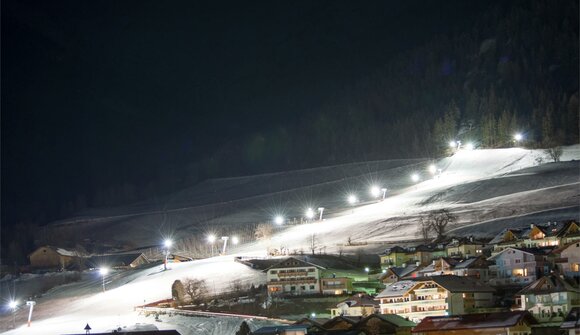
[1,146,579,334]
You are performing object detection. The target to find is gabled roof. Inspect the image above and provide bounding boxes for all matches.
[454,256,488,269]
[427,275,495,293]
[489,228,525,245]
[293,317,327,329]
[337,294,379,308]
[446,237,485,248]
[263,257,326,272]
[29,245,80,258]
[360,314,416,328]
[86,253,148,268]
[411,311,537,332]
[253,325,308,334]
[375,280,417,298]
[487,246,555,260]
[552,241,580,255]
[380,264,421,280]
[381,246,407,255]
[517,274,580,295]
[322,316,359,330]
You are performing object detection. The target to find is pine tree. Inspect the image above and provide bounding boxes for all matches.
[236,321,251,335]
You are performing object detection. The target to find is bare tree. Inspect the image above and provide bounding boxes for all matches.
[254,223,273,241]
[309,234,320,255]
[182,278,209,304]
[544,146,563,162]
[425,209,455,241]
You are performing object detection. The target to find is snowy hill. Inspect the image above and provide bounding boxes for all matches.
[2,146,579,334]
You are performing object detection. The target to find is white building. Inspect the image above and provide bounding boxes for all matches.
[264,257,323,295]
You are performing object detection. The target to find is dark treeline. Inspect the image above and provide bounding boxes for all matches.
[64,0,579,216]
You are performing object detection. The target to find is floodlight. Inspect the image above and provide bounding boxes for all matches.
[370,186,381,198]
[274,215,284,225]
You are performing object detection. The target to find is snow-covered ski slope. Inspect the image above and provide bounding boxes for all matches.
[1,146,579,334]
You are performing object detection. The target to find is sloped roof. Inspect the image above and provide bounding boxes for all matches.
[253,325,308,334]
[552,241,580,255]
[376,280,417,298]
[517,274,580,295]
[411,311,537,332]
[489,228,524,245]
[29,245,80,257]
[488,246,555,260]
[264,257,326,272]
[381,246,408,255]
[86,253,148,268]
[454,256,488,269]
[446,237,485,248]
[427,275,495,293]
[337,294,379,308]
[361,314,416,328]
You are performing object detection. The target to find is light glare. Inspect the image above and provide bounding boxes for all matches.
[207,234,216,243]
[465,142,474,150]
[274,215,284,225]
[411,173,420,182]
[99,267,109,276]
[370,186,381,197]
[428,164,437,174]
[514,133,523,141]
[347,194,357,205]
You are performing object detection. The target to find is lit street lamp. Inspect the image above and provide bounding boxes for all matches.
[274,215,284,225]
[305,208,315,221]
[347,194,358,205]
[370,186,381,198]
[9,300,17,328]
[317,207,325,221]
[465,142,474,150]
[207,234,216,256]
[428,164,437,175]
[163,239,172,271]
[231,236,239,245]
[99,267,109,292]
[26,300,36,328]
[411,173,420,183]
[514,133,523,144]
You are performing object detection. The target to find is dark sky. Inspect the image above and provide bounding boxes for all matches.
[2,0,489,224]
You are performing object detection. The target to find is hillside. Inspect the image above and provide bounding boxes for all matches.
[2,146,579,335]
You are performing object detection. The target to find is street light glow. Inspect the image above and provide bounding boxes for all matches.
[428,164,437,174]
[449,140,456,148]
[231,236,239,245]
[347,194,358,205]
[514,133,523,141]
[8,300,17,309]
[164,239,173,248]
[411,173,420,182]
[370,186,381,198]
[99,267,109,276]
[465,142,474,150]
[207,234,216,243]
[305,208,315,219]
[274,215,284,225]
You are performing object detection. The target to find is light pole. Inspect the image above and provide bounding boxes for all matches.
[9,300,17,328]
[26,300,35,327]
[381,188,387,200]
[221,236,229,255]
[317,207,325,221]
[99,267,109,292]
[207,234,216,256]
[164,239,172,271]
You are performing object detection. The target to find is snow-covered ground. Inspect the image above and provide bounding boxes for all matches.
[1,146,579,334]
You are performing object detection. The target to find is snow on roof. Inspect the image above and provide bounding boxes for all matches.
[376,280,417,298]
[55,247,78,257]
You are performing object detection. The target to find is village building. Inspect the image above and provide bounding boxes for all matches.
[490,221,580,256]
[356,314,416,335]
[514,274,580,324]
[445,237,485,258]
[28,245,82,270]
[381,246,412,268]
[330,293,379,317]
[409,244,448,266]
[411,311,537,335]
[86,253,150,269]
[380,264,422,285]
[487,247,554,286]
[264,256,355,296]
[252,325,308,335]
[320,316,361,332]
[292,318,328,334]
[553,242,580,278]
[375,275,496,322]
[417,256,490,282]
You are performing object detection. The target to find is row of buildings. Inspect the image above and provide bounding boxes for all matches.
[260,220,580,332]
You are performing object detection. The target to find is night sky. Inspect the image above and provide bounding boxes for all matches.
[2,0,491,224]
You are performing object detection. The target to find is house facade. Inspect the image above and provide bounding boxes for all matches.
[554,242,580,278]
[265,257,323,295]
[376,275,495,322]
[330,293,379,317]
[320,276,352,295]
[446,238,485,258]
[29,246,80,270]
[515,274,580,324]
[488,247,552,286]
